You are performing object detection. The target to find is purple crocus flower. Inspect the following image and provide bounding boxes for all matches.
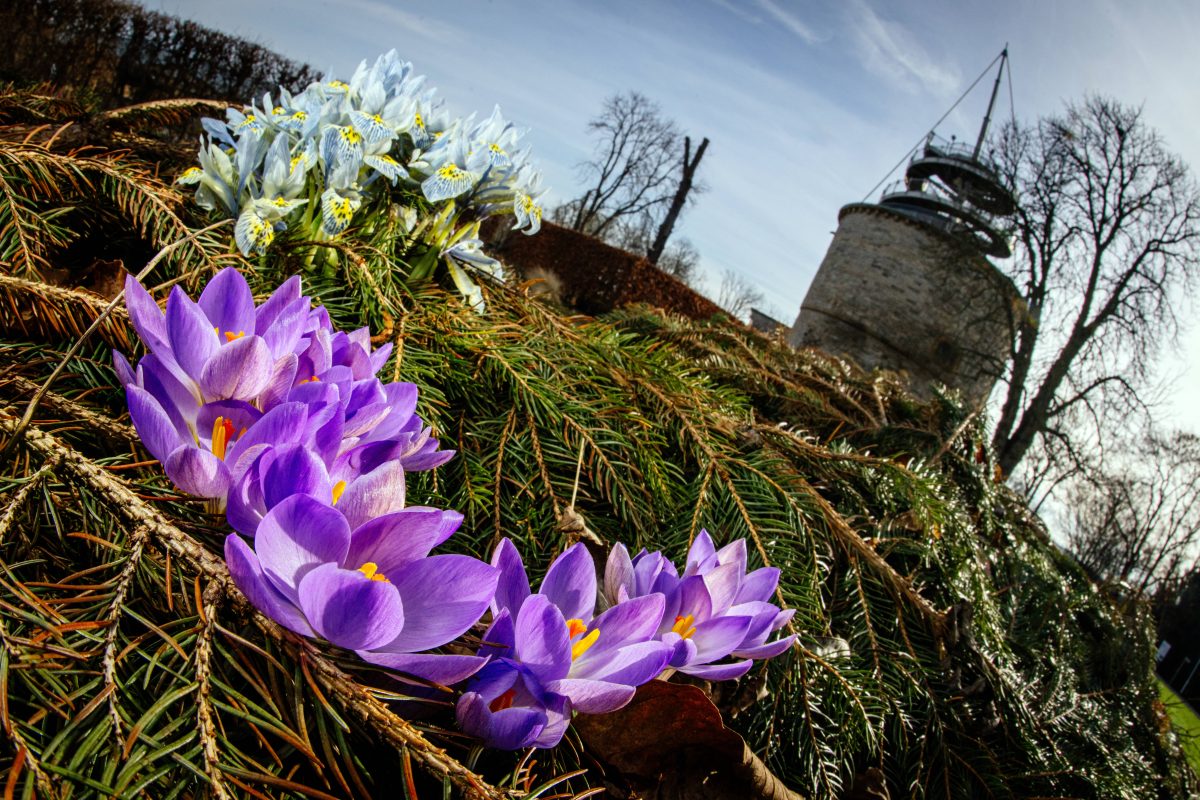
[117,269,310,408]
[117,269,452,503]
[226,494,498,686]
[456,539,672,750]
[604,530,796,680]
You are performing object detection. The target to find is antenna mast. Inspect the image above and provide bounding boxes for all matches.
[973,46,1008,159]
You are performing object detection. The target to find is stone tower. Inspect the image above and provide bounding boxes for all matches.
[789,51,1020,406]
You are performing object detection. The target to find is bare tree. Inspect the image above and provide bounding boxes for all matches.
[647,135,709,265]
[561,92,681,240]
[991,96,1200,487]
[717,268,763,321]
[1064,432,1200,594]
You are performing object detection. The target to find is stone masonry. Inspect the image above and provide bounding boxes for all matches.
[789,204,1020,406]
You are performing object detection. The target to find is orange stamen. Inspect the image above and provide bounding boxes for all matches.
[489,688,516,712]
[566,618,588,639]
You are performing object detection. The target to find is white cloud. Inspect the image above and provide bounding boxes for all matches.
[707,0,764,26]
[845,0,959,96]
[754,0,822,44]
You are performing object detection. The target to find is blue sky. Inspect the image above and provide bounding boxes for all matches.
[147,0,1200,429]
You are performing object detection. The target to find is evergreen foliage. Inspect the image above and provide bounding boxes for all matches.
[0,84,1195,800]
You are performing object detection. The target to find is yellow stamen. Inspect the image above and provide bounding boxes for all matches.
[331,480,347,505]
[357,561,389,582]
[670,614,697,640]
[571,628,600,661]
[299,375,321,384]
[566,618,588,639]
[210,416,234,461]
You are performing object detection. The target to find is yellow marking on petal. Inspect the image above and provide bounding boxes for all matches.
[437,163,466,180]
[331,480,347,505]
[357,561,389,582]
[181,166,201,178]
[670,614,697,640]
[372,113,384,124]
[273,196,290,207]
[339,126,363,145]
[571,628,600,661]
[414,112,424,127]
[489,143,505,155]
[292,110,308,121]
[566,618,588,639]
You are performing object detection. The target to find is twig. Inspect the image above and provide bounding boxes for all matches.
[0,456,61,544]
[195,581,231,800]
[101,521,151,749]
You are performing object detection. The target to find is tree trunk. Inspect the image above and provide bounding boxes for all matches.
[647,136,708,264]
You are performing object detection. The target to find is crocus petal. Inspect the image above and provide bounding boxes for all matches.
[255,495,351,600]
[545,678,634,715]
[368,555,497,653]
[715,538,748,576]
[480,609,515,660]
[198,267,255,337]
[258,353,298,410]
[490,538,530,617]
[724,601,781,648]
[685,530,717,575]
[514,595,571,685]
[358,652,489,687]
[702,562,743,617]
[164,445,231,498]
[368,341,393,375]
[260,297,310,358]
[298,563,405,651]
[255,274,302,334]
[165,286,219,381]
[570,640,672,687]
[126,385,183,463]
[140,354,200,430]
[679,660,753,681]
[113,351,136,388]
[735,567,781,605]
[225,533,314,637]
[671,575,714,626]
[457,692,545,750]
[584,594,666,657]
[228,402,310,468]
[199,335,274,400]
[124,274,169,353]
[345,508,463,576]
[688,615,753,663]
[604,543,635,605]
[262,444,332,508]
[539,542,596,623]
[732,635,797,661]
[336,461,406,530]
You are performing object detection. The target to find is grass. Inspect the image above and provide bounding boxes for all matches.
[1158,678,1200,776]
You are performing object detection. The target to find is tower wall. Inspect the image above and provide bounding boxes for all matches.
[789,203,1019,405]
